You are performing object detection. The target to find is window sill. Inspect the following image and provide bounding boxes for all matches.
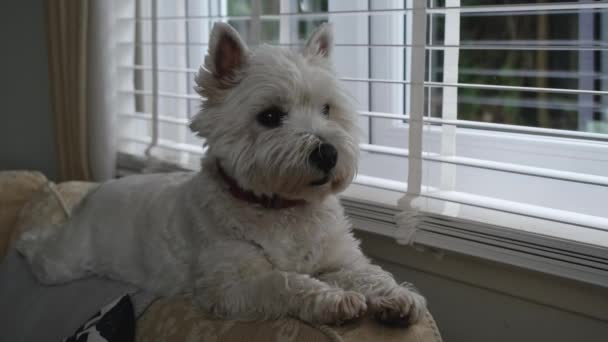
[355,230,608,323]
[341,184,608,289]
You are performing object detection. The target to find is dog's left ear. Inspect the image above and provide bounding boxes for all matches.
[205,23,249,80]
[303,23,334,58]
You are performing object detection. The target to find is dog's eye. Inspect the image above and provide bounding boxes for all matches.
[257,107,286,128]
[322,104,330,117]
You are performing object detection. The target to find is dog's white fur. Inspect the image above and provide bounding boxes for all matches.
[16,23,426,325]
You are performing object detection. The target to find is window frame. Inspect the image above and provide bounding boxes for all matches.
[116,0,608,288]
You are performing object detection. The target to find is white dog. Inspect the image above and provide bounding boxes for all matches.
[17,23,426,326]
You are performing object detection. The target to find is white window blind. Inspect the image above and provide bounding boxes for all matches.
[116,0,608,284]
[398,1,608,248]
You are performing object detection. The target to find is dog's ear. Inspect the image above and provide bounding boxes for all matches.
[205,23,249,80]
[303,23,333,58]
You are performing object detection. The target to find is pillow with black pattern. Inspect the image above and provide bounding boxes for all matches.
[64,294,135,342]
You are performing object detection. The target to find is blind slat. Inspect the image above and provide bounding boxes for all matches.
[118,1,608,22]
[119,112,189,125]
[122,136,205,155]
[119,89,199,100]
[358,111,608,143]
[118,41,608,51]
[425,82,608,96]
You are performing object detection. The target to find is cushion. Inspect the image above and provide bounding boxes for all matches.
[0,170,48,258]
[137,297,443,342]
[64,295,135,342]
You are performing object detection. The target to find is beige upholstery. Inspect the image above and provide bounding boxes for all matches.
[9,180,99,247]
[1,171,443,342]
[0,171,48,258]
[137,296,443,342]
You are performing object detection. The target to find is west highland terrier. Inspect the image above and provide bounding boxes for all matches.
[17,23,426,326]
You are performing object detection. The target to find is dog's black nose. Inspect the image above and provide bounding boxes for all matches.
[309,143,338,173]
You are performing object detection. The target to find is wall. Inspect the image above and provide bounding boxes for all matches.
[0,0,57,180]
[356,231,608,342]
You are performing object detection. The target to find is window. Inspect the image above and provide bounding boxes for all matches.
[406,1,608,250]
[117,1,608,285]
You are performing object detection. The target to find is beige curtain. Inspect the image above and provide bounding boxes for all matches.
[47,0,91,181]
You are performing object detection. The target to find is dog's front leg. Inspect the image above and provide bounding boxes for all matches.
[192,243,366,325]
[317,250,426,326]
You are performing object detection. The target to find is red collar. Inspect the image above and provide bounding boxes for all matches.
[216,162,307,210]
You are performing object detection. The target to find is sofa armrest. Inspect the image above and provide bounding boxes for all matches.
[137,297,443,342]
[0,171,48,259]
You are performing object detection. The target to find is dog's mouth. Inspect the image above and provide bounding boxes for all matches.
[309,175,331,186]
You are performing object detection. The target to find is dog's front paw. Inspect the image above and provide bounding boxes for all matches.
[306,290,367,325]
[369,286,427,327]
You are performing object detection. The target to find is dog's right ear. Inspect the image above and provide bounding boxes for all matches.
[205,23,249,81]
[303,23,333,58]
